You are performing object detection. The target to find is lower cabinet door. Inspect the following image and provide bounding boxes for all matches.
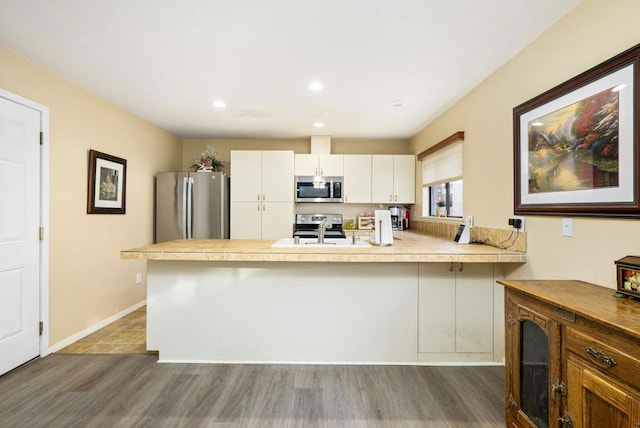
[260,202,293,240]
[567,357,640,428]
[230,202,262,239]
[418,263,495,355]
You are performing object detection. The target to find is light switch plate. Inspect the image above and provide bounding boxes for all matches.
[562,218,573,237]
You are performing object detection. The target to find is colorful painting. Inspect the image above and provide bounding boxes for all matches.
[527,88,620,194]
[513,42,640,217]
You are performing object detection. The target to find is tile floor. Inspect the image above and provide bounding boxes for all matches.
[57,306,152,355]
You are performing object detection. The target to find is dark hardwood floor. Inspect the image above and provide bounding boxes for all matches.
[0,354,506,427]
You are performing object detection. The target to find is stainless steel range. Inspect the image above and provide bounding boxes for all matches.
[293,214,346,239]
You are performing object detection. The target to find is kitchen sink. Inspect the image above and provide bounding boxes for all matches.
[271,237,371,248]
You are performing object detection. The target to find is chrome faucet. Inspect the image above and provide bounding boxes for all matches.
[317,218,330,244]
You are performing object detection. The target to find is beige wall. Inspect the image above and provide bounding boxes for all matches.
[0,45,182,345]
[410,0,640,289]
[182,138,410,171]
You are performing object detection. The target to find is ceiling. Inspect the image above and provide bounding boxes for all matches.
[0,0,581,140]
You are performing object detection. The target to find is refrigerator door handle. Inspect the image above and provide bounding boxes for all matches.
[181,177,189,239]
[186,177,194,239]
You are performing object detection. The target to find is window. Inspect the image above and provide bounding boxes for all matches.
[419,133,464,218]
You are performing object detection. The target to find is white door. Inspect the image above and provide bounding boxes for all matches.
[0,96,41,376]
[294,154,318,176]
[371,155,394,203]
[318,154,343,176]
[261,202,294,240]
[393,155,416,204]
[230,201,262,239]
[261,151,293,202]
[230,150,262,202]
[343,154,371,203]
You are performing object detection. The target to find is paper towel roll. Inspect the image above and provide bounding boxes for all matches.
[374,210,393,246]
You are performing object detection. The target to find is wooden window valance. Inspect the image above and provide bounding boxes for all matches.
[417,131,464,161]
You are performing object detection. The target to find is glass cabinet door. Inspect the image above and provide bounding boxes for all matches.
[520,320,550,426]
[505,293,562,427]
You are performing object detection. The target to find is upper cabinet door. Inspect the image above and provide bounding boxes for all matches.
[371,155,394,203]
[230,150,262,202]
[318,155,343,176]
[393,155,416,204]
[294,154,318,176]
[294,154,343,176]
[343,155,371,203]
[262,150,294,202]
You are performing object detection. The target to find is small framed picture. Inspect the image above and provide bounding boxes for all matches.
[87,149,127,214]
[615,256,640,299]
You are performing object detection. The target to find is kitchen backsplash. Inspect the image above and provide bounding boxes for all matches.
[410,219,526,252]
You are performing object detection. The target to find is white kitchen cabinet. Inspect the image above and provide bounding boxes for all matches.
[230,150,294,239]
[294,154,343,176]
[230,150,262,202]
[371,155,415,204]
[230,201,293,240]
[230,202,262,239]
[343,154,372,203]
[418,262,502,362]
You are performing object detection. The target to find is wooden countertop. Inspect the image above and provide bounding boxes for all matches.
[121,231,526,263]
[498,279,640,341]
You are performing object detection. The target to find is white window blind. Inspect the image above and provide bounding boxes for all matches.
[422,140,463,186]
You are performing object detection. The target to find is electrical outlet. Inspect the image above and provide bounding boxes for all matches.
[465,215,474,228]
[508,216,525,232]
[135,272,142,284]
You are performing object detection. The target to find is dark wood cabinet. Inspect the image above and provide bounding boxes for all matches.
[500,280,640,428]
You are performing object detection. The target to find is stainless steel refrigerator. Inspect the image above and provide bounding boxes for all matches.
[155,171,230,243]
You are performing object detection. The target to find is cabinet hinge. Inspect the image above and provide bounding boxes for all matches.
[558,412,574,427]
[552,378,567,399]
[39,321,43,335]
[39,227,44,240]
[39,132,43,145]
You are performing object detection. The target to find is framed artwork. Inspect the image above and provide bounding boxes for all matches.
[513,43,640,217]
[87,149,127,214]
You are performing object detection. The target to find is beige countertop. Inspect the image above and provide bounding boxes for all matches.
[121,231,526,263]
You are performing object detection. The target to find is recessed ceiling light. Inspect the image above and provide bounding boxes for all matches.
[313,122,325,128]
[212,100,227,109]
[390,100,405,108]
[308,81,324,92]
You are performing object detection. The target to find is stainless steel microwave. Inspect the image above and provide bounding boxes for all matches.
[295,176,343,203]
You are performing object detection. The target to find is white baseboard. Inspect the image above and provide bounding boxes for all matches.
[47,300,146,354]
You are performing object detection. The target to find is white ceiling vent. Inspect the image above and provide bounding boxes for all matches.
[310,135,331,154]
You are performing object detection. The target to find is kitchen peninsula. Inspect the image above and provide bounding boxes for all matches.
[122,231,525,364]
